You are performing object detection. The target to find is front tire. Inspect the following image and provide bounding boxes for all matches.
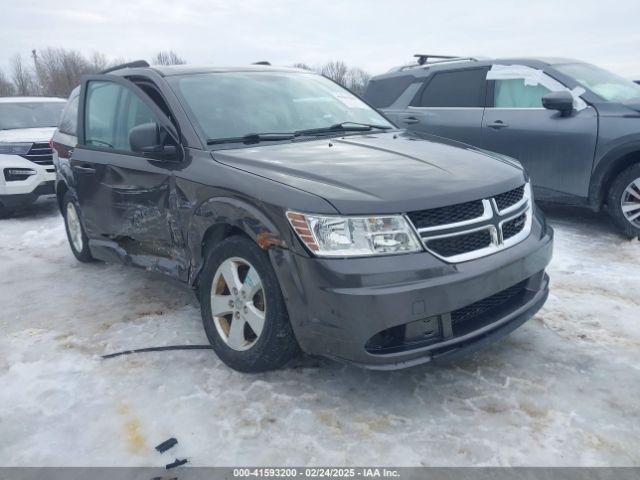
[200,235,300,372]
[607,164,640,238]
[63,192,94,262]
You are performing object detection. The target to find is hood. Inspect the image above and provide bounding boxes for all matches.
[213,132,527,214]
[0,127,56,143]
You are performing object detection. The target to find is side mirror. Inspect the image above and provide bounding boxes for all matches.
[542,91,574,117]
[129,122,179,160]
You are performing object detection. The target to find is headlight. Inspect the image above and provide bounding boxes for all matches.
[287,211,423,257]
[0,143,32,155]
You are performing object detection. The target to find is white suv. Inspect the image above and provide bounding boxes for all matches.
[0,97,66,216]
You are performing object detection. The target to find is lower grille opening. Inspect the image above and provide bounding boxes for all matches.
[365,277,535,356]
[451,280,528,334]
[425,229,492,258]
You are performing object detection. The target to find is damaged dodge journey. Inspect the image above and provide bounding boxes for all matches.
[51,61,554,372]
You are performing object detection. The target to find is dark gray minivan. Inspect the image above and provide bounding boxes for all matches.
[51,62,553,372]
[365,55,640,237]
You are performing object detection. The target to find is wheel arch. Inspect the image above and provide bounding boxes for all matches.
[590,143,640,210]
[187,196,292,289]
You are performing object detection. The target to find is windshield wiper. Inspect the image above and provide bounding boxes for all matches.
[207,132,295,145]
[294,121,392,137]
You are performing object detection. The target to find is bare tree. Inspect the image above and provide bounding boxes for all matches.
[292,62,312,71]
[32,48,104,97]
[312,61,372,95]
[345,67,371,96]
[88,51,110,72]
[152,51,186,66]
[11,54,38,96]
[320,60,349,86]
[0,69,15,96]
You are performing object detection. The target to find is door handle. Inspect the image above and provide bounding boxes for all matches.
[402,116,420,125]
[488,120,509,129]
[71,163,96,174]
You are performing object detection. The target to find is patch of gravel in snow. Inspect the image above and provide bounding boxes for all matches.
[0,198,638,466]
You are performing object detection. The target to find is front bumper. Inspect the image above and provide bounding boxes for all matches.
[271,213,553,369]
[0,154,56,208]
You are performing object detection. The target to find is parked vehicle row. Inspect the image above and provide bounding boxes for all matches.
[49,62,553,372]
[3,54,636,373]
[364,55,640,237]
[0,97,66,216]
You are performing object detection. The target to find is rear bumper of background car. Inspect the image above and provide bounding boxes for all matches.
[0,154,56,208]
[271,213,553,369]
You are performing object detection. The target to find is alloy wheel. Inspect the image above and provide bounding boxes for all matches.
[210,257,266,351]
[66,202,84,252]
[621,178,640,228]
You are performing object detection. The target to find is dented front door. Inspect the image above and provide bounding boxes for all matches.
[77,77,185,275]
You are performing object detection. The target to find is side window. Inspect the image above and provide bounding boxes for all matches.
[85,81,122,149]
[365,75,415,108]
[416,69,487,108]
[493,79,551,108]
[85,80,160,152]
[114,89,158,151]
[59,94,79,135]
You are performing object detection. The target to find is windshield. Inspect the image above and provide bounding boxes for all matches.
[170,71,393,144]
[555,63,640,103]
[0,101,65,130]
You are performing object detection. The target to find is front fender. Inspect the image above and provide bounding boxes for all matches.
[186,196,298,286]
[590,138,640,209]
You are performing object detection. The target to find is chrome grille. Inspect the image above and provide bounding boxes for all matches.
[407,200,484,229]
[426,228,492,257]
[20,142,53,166]
[502,212,527,241]
[494,185,524,212]
[407,183,532,263]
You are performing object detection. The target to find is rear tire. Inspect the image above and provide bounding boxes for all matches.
[199,235,300,372]
[63,192,94,262]
[607,164,640,239]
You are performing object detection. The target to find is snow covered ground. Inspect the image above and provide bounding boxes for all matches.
[0,198,638,467]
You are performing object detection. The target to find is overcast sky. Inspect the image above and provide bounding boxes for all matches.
[2,0,639,78]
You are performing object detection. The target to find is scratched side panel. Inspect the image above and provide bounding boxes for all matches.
[172,149,337,286]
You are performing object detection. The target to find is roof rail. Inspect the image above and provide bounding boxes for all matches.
[100,60,150,74]
[399,54,479,71]
[252,61,271,66]
[414,54,459,65]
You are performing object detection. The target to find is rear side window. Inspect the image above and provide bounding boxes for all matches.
[493,79,551,108]
[415,69,487,107]
[365,75,415,108]
[58,95,79,135]
[85,80,159,152]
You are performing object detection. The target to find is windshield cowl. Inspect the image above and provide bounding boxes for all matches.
[206,128,399,149]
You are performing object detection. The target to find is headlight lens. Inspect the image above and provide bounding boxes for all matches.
[0,143,32,155]
[287,211,423,257]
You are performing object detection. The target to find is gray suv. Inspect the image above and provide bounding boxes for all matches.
[364,55,640,237]
[51,62,553,372]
